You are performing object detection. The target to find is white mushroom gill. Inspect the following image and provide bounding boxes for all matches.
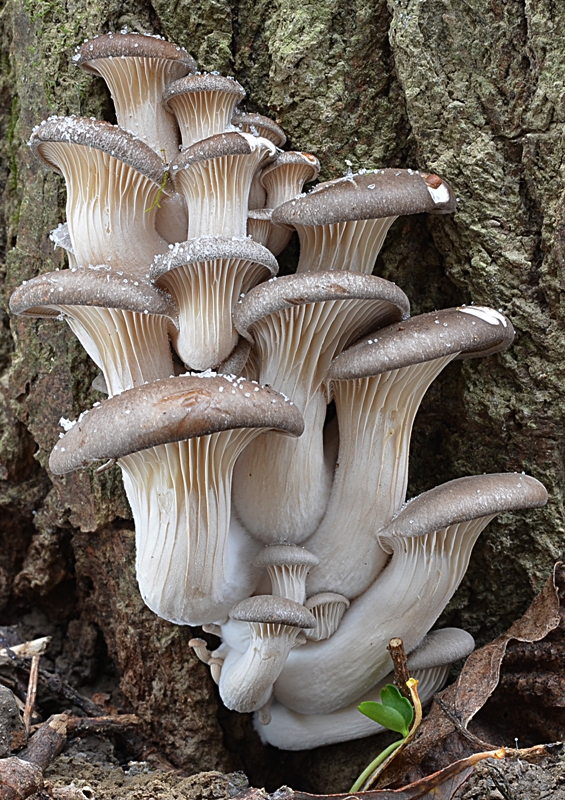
[66,308,175,396]
[120,432,264,625]
[305,356,454,597]
[233,284,409,542]
[294,218,396,274]
[171,134,276,239]
[32,136,168,273]
[84,56,186,158]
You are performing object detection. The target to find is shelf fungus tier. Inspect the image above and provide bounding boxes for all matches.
[232,270,410,543]
[49,375,304,625]
[30,117,170,274]
[170,132,277,239]
[271,169,456,273]
[9,266,178,396]
[163,73,246,149]
[151,236,278,371]
[272,473,548,717]
[74,32,197,159]
[305,306,515,598]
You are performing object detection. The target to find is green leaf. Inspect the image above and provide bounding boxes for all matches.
[380,684,414,730]
[357,701,410,737]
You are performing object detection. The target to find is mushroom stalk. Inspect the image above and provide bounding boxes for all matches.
[306,357,454,597]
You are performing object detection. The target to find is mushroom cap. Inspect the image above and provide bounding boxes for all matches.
[382,473,548,539]
[407,628,475,671]
[232,111,287,147]
[253,545,320,569]
[162,73,246,110]
[271,169,456,228]
[233,271,410,340]
[260,151,321,187]
[305,592,350,611]
[29,116,169,190]
[73,32,197,72]
[230,596,316,629]
[326,306,514,381]
[151,236,278,281]
[10,267,177,319]
[49,374,304,475]
[170,130,274,173]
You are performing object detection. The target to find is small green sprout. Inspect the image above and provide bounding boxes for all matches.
[350,679,421,792]
[358,684,414,738]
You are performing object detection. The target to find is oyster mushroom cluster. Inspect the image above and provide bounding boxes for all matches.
[10,32,548,750]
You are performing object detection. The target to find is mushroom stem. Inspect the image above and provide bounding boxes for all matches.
[306,357,454,596]
[258,663,451,749]
[120,433,263,625]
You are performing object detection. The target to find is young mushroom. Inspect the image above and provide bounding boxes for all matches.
[271,169,456,274]
[232,111,287,148]
[30,117,170,275]
[232,271,410,542]
[49,375,304,625]
[305,306,515,598]
[272,473,548,715]
[219,595,315,714]
[253,545,319,604]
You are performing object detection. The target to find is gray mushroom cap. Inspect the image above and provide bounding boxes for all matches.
[230,596,316,629]
[151,236,278,281]
[162,73,246,110]
[170,131,267,174]
[29,116,170,191]
[233,271,411,341]
[232,111,286,147]
[326,306,514,382]
[73,32,197,72]
[260,151,320,186]
[49,374,304,475]
[253,545,320,569]
[271,169,456,228]
[382,473,548,540]
[10,267,177,319]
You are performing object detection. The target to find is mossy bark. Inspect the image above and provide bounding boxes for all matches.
[0,0,563,790]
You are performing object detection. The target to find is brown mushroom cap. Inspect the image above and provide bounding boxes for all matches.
[230,596,315,629]
[327,306,514,382]
[49,374,304,475]
[151,235,278,281]
[253,545,319,570]
[233,271,411,342]
[170,130,268,173]
[162,73,246,110]
[232,111,287,148]
[383,473,548,540]
[271,169,456,229]
[30,116,169,191]
[73,32,196,71]
[10,267,177,319]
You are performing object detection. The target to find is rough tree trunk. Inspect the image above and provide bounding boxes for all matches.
[0,0,563,791]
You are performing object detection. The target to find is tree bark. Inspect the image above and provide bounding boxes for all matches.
[0,0,563,790]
